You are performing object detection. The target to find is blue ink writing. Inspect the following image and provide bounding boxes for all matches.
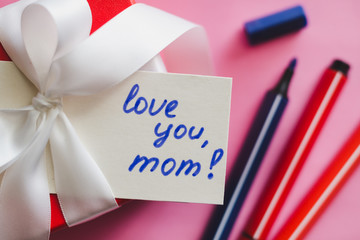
[175,160,201,176]
[153,123,173,148]
[129,154,201,177]
[161,158,176,176]
[165,100,178,118]
[201,140,209,148]
[153,122,205,148]
[189,126,204,140]
[174,124,187,139]
[128,155,159,172]
[123,83,223,181]
[149,99,167,116]
[123,84,178,118]
[208,148,224,180]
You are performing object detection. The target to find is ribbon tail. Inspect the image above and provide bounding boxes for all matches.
[50,112,117,226]
[0,153,50,240]
[0,108,59,240]
[0,107,39,172]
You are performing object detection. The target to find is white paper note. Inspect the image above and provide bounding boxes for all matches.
[0,61,232,204]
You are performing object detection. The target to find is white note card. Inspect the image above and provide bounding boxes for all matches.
[0,61,232,204]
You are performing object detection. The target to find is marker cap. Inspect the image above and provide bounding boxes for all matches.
[330,59,350,76]
[244,5,307,45]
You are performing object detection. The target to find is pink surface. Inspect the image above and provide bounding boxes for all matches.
[2,0,360,239]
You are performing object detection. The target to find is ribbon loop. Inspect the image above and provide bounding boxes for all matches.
[20,0,92,91]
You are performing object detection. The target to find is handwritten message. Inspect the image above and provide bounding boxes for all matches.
[0,63,232,204]
[124,83,224,180]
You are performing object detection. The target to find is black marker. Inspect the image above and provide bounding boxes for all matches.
[203,58,296,240]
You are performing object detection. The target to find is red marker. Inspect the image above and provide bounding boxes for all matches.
[241,60,350,240]
[274,123,360,240]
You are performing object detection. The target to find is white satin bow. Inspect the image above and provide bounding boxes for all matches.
[0,0,212,239]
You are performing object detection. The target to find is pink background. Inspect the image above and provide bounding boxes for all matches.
[2,0,360,239]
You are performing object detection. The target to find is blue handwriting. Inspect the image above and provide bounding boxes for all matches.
[123,84,178,118]
[128,154,201,177]
[153,123,204,148]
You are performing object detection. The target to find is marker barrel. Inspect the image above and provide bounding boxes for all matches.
[203,59,296,240]
[205,92,287,240]
[242,60,349,240]
[275,123,360,240]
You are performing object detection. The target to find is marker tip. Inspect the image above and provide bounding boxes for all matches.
[289,58,297,70]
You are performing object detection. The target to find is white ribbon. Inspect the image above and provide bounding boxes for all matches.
[0,0,212,239]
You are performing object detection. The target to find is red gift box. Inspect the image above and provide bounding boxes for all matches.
[0,0,135,232]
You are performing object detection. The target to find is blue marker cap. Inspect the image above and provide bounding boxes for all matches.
[244,5,307,45]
